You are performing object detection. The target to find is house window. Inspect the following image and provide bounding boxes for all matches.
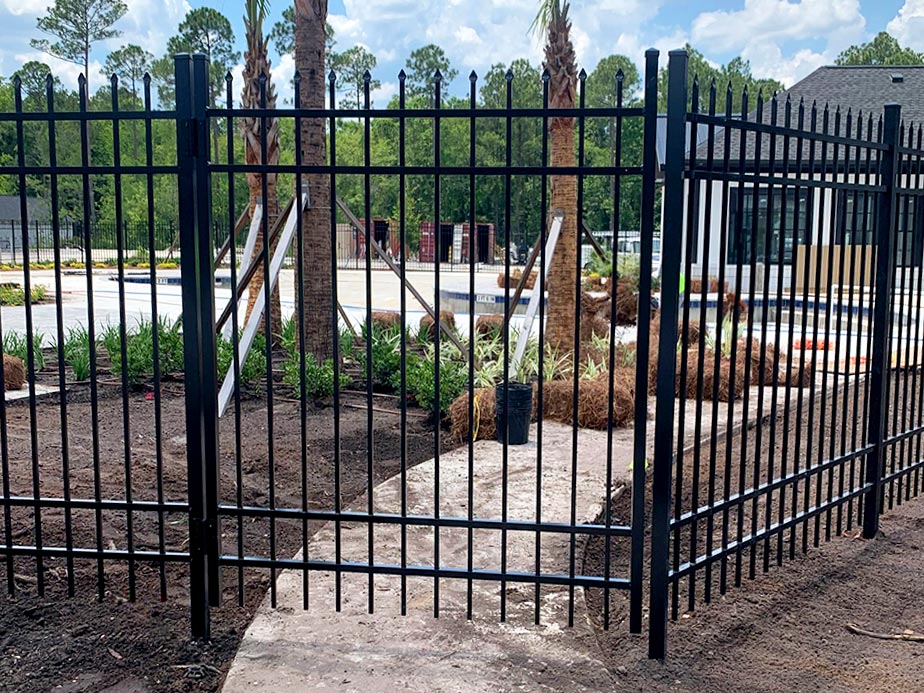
[896,196,921,268]
[836,190,876,246]
[837,191,922,268]
[727,187,811,265]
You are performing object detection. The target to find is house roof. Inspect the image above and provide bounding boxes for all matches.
[693,66,924,163]
[774,66,924,125]
[0,196,51,223]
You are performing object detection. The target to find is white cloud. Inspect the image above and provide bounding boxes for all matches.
[113,0,190,58]
[331,0,666,83]
[13,50,106,93]
[689,0,867,88]
[744,44,829,87]
[0,0,45,17]
[274,53,296,105]
[373,80,397,105]
[887,0,924,51]
[692,0,865,53]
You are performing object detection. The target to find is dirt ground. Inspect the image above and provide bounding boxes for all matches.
[585,371,924,692]
[0,381,447,692]
[585,498,924,693]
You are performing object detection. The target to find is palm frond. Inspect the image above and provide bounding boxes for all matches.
[529,0,568,37]
[244,0,271,35]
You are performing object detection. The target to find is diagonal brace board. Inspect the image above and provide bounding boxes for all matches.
[511,212,563,375]
[221,203,263,340]
[336,197,468,359]
[218,194,307,418]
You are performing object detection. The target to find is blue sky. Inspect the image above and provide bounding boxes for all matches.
[1,0,922,104]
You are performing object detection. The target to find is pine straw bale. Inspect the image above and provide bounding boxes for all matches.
[475,314,506,337]
[3,354,24,391]
[370,311,401,331]
[724,292,747,319]
[779,359,815,388]
[583,274,606,292]
[450,387,496,443]
[647,317,661,395]
[579,292,614,342]
[418,311,456,341]
[737,339,779,387]
[542,369,635,429]
[676,345,746,402]
[680,321,702,346]
[612,279,639,325]
[496,269,537,290]
[449,384,540,443]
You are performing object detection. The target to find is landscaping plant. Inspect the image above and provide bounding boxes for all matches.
[62,325,91,381]
[2,330,45,371]
[101,318,185,387]
[281,353,350,399]
[217,331,267,388]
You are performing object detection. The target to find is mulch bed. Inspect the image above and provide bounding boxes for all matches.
[0,378,450,692]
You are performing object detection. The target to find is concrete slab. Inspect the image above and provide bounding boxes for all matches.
[221,376,814,692]
[222,422,634,693]
[4,383,57,402]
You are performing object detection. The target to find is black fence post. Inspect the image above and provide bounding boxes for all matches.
[630,47,659,635]
[175,52,211,640]
[863,103,901,539]
[648,48,688,661]
[192,53,223,606]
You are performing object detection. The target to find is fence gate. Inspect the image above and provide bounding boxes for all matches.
[175,48,662,644]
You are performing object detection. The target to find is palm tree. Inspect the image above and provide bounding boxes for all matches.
[532,1,578,351]
[241,0,282,337]
[294,0,334,359]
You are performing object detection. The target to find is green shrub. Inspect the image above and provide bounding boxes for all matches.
[0,285,22,306]
[63,325,91,381]
[217,331,267,387]
[281,353,350,399]
[406,355,467,416]
[102,318,185,386]
[357,328,404,389]
[279,315,297,355]
[2,330,45,371]
[338,328,355,361]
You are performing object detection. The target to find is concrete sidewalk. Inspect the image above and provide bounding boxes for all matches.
[222,422,635,692]
[220,380,820,692]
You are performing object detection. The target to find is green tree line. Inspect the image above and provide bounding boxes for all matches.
[1,0,919,253]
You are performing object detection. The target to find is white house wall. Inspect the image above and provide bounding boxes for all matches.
[681,176,860,297]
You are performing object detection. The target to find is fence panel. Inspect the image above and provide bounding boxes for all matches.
[649,53,924,658]
[0,65,190,611]
[3,48,924,664]
[200,50,661,638]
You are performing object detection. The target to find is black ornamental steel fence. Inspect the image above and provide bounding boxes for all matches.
[0,48,921,666]
[648,50,924,658]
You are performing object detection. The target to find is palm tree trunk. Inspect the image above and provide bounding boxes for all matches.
[295,0,334,360]
[545,119,578,351]
[244,190,283,339]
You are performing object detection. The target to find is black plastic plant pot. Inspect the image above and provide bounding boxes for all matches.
[495,381,533,446]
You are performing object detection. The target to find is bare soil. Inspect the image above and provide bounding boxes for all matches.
[585,371,924,692]
[0,381,449,692]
